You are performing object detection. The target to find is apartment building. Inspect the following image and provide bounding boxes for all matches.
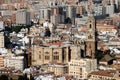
[106,4,114,15]
[16,10,31,26]
[47,63,68,75]
[39,7,51,24]
[0,55,4,67]
[4,56,24,71]
[68,59,97,79]
[0,32,4,48]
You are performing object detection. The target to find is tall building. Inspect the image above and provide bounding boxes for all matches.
[68,58,97,79]
[50,7,65,25]
[0,0,5,4]
[102,0,111,6]
[94,4,105,16]
[16,10,31,26]
[0,32,4,48]
[106,4,114,15]
[39,7,51,24]
[4,0,25,3]
[85,14,97,58]
[66,5,76,24]
[4,56,24,71]
[0,55,4,67]
[76,5,86,16]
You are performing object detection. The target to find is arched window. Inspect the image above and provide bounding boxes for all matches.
[45,52,49,54]
[88,35,93,39]
[39,55,41,59]
[89,24,92,28]
[45,52,50,60]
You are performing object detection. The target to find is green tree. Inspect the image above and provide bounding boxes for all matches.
[18,76,24,80]
[30,74,35,80]
[65,17,72,24]
[0,75,9,80]
[95,50,104,62]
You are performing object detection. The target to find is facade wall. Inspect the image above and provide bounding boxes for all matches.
[16,10,31,25]
[76,5,85,15]
[32,45,80,65]
[68,59,97,79]
[106,5,114,15]
[47,65,68,75]
[4,56,24,71]
[0,55,4,67]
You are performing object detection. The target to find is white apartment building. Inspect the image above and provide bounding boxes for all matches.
[75,16,88,27]
[39,7,51,22]
[0,32,4,48]
[4,56,24,71]
[94,4,105,16]
[68,58,97,80]
[0,21,5,30]
[16,10,31,25]
[106,4,114,16]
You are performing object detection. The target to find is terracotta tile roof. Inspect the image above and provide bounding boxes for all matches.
[90,70,117,77]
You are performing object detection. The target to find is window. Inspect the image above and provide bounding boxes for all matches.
[53,52,59,60]
[45,52,49,54]
[51,3,53,6]
[45,56,50,60]
[89,24,92,28]
[53,55,59,60]
[88,35,93,39]
[39,55,41,59]
[42,10,44,18]
[55,3,57,6]
[54,52,59,54]
[80,68,82,72]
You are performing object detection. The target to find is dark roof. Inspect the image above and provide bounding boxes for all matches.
[100,54,113,62]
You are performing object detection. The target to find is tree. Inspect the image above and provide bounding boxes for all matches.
[0,75,9,80]
[95,50,104,63]
[65,17,72,24]
[18,76,24,80]
[45,27,51,37]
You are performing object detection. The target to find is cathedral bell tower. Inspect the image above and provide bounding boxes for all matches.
[86,14,97,58]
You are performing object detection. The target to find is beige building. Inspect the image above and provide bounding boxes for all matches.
[47,63,68,75]
[0,32,4,48]
[0,55,4,67]
[32,43,83,66]
[76,5,86,16]
[68,59,97,79]
[4,56,24,71]
[16,10,31,25]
